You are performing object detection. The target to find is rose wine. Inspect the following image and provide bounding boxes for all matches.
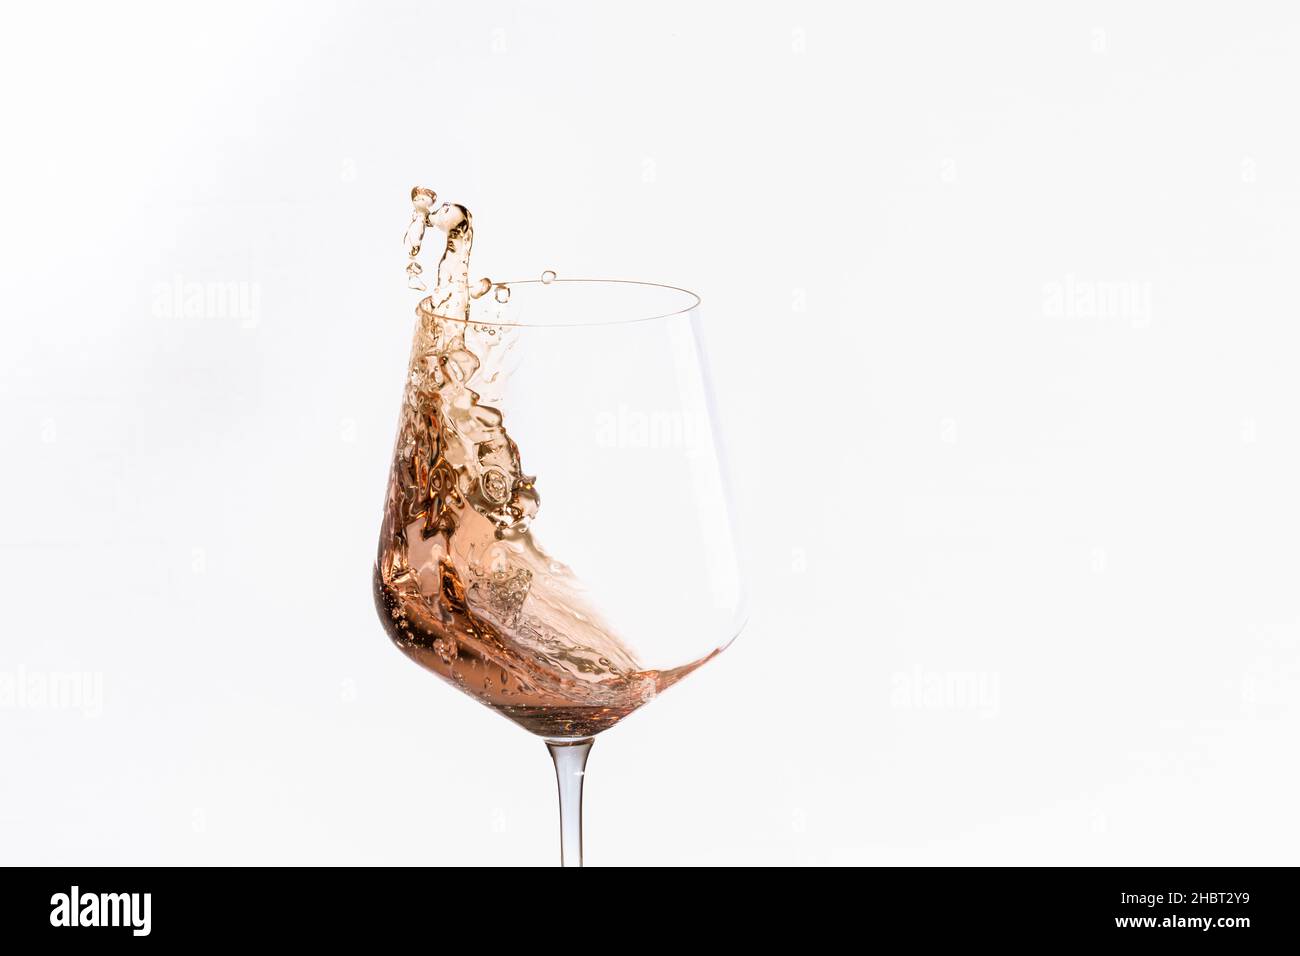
[374,188,704,738]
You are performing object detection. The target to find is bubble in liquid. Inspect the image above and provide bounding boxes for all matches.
[540,269,556,284]
[494,284,511,304]
[433,637,458,664]
[480,467,511,504]
[470,277,492,299]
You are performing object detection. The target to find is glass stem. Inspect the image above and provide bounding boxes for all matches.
[546,737,593,867]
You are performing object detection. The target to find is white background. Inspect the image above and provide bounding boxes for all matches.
[3,1,1298,865]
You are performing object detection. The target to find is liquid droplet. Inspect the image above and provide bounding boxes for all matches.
[494,284,511,304]
[540,269,556,284]
[404,187,438,285]
[403,217,425,255]
[406,261,426,289]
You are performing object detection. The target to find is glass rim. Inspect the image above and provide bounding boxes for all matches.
[420,277,701,330]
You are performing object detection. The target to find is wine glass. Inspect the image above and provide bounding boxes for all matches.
[373,277,746,866]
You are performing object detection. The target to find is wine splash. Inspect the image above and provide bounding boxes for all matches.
[375,187,703,737]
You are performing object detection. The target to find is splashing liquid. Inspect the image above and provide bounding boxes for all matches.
[374,187,704,737]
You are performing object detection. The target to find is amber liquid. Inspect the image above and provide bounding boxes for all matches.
[374,190,704,738]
